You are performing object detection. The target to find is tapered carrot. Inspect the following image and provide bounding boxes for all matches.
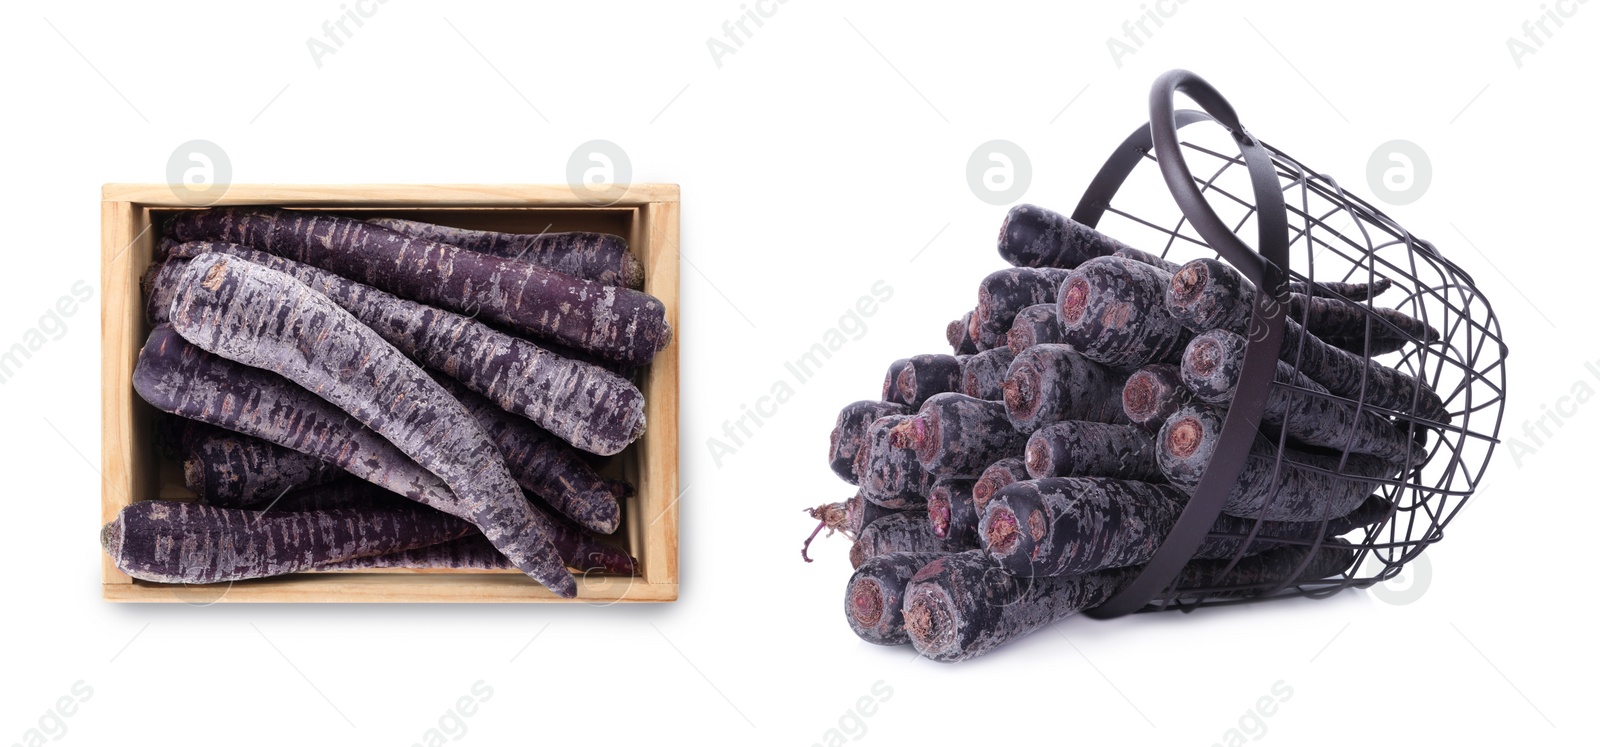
[959,347,1015,401]
[849,511,970,569]
[1058,256,1193,368]
[1005,304,1067,355]
[1001,344,1128,432]
[101,500,474,585]
[1121,363,1194,432]
[854,415,937,509]
[892,393,1027,478]
[1023,421,1162,482]
[972,457,1028,515]
[1157,404,1398,522]
[164,254,573,596]
[159,241,645,455]
[1182,329,1421,463]
[1165,258,1448,422]
[166,208,670,366]
[829,401,911,484]
[976,267,1072,343]
[845,552,949,646]
[997,204,1126,269]
[182,427,343,508]
[364,217,644,289]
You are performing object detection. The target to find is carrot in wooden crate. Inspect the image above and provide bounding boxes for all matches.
[365,217,643,289]
[1156,404,1398,522]
[163,255,574,596]
[1023,421,1163,482]
[1121,363,1195,432]
[1001,344,1128,433]
[1058,256,1193,368]
[159,241,645,456]
[845,552,949,646]
[892,393,1027,478]
[176,424,343,508]
[165,208,670,367]
[829,400,911,484]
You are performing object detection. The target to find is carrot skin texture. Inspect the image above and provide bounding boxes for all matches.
[364,217,644,289]
[960,347,1015,401]
[435,375,622,535]
[1121,363,1194,432]
[1182,329,1420,463]
[895,354,966,410]
[997,204,1126,269]
[165,255,573,596]
[159,241,644,455]
[849,512,970,569]
[976,267,1072,341]
[1165,258,1447,422]
[312,534,516,572]
[1005,304,1068,355]
[829,401,911,484]
[845,552,949,646]
[1157,404,1398,522]
[166,208,669,366]
[183,429,344,508]
[102,500,474,585]
[1112,245,1181,273]
[882,359,912,405]
[972,457,1029,515]
[980,478,1185,577]
[1058,256,1193,369]
[1023,421,1162,482]
[853,415,937,509]
[1002,344,1128,432]
[927,480,980,545]
[902,550,1134,662]
[896,393,1028,478]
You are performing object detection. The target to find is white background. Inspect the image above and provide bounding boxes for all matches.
[0,1,1593,745]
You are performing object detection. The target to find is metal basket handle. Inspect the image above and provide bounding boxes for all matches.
[1083,70,1294,619]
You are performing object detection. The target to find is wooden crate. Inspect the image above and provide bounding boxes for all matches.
[101,184,679,602]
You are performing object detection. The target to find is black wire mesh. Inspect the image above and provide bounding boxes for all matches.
[1079,118,1508,613]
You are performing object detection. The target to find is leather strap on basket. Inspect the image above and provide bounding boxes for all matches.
[1080,69,1291,619]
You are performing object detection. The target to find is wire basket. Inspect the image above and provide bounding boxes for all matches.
[1077,70,1509,618]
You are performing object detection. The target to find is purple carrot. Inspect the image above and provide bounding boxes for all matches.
[965,311,993,352]
[1121,363,1194,432]
[1168,541,1357,600]
[159,241,644,455]
[1058,256,1193,368]
[1182,329,1421,463]
[895,354,966,409]
[882,359,912,405]
[849,511,970,569]
[853,415,937,509]
[975,267,1072,343]
[892,393,1027,478]
[972,457,1029,515]
[1157,404,1398,522]
[1112,245,1181,273]
[1165,258,1448,422]
[996,204,1127,269]
[1001,344,1128,432]
[101,500,474,585]
[1005,303,1068,355]
[980,477,1188,577]
[829,400,911,484]
[165,207,669,366]
[163,255,572,595]
[947,312,979,355]
[845,552,949,646]
[959,347,1015,401]
[364,217,644,289]
[175,424,343,508]
[926,479,980,545]
[1023,421,1162,482]
[802,491,900,561]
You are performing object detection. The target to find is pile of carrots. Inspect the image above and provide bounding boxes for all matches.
[810,204,1443,661]
[105,208,670,598]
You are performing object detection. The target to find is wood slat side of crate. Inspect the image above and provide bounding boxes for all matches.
[100,185,680,602]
